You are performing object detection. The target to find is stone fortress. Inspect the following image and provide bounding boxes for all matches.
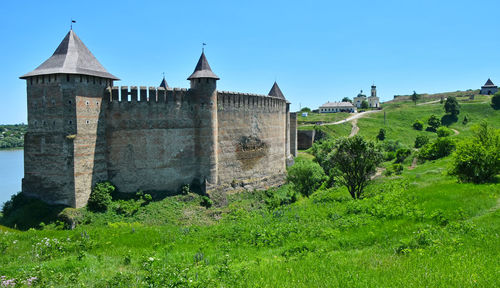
[20,30,297,208]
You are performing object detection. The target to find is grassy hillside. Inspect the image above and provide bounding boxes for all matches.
[357,95,499,147]
[0,96,498,287]
[390,89,480,103]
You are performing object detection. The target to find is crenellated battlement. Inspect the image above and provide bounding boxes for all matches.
[217,90,287,112]
[107,86,189,103]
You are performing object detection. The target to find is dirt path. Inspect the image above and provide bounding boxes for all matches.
[451,128,459,135]
[408,157,418,170]
[416,98,446,105]
[300,110,382,127]
[370,167,385,180]
[349,119,359,137]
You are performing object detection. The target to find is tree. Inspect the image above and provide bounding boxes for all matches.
[376,128,386,141]
[300,107,311,113]
[287,159,326,197]
[444,96,460,116]
[88,182,115,212]
[411,91,420,105]
[412,120,424,130]
[492,91,500,110]
[414,135,429,148]
[395,148,411,163]
[329,136,383,199]
[462,115,469,125]
[361,100,369,109]
[342,97,352,103]
[437,126,453,137]
[450,121,500,183]
[427,114,440,131]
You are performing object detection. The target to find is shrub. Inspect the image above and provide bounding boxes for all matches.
[361,100,369,109]
[384,151,396,161]
[412,120,424,130]
[427,115,440,132]
[287,159,326,197]
[414,135,429,148]
[87,182,115,212]
[450,122,500,183]
[378,140,405,152]
[392,163,404,175]
[491,91,500,110]
[376,128,386,141]
[444,96,460,116]
[419,137,456,160]
[395,148,411,163]
[436,127,452,138]
[200,196,213,208]
[462,115,469,125]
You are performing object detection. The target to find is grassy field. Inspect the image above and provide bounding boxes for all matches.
[0,96,498,287]
[297,112,351,125]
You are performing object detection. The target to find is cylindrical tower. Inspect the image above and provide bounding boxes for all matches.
[187,52,220,188]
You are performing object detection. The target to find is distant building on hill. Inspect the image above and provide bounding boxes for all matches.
[480,78,498,95]
[353,85,380,108]
[319,101,356,113]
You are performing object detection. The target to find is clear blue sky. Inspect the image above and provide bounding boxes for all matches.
[1,0,499,124]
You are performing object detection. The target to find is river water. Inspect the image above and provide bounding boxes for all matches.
[0,149,23,207]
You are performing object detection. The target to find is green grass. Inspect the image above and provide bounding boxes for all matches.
[357,97,500,147]
[0,99,498,287]
[297,112,350,125]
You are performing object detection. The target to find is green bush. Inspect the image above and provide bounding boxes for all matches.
[200,196,213,208]
[414,135,429,148]
[378,140,405,152]
[87,182,115,212]
[462,115,469,125]
[436,127,453,138]
[384,151,396,161]
[450,122,500,183]
[376,128,386,141]
[392,163,404,175]
[492,92,500,110]
[395,148,411,163]
[412,120,424,131]
[287,159,326,198]
[419,137,456,160]
[427,114,441,132]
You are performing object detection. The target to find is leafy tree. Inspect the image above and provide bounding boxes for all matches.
[342,97,352,103]
[492,91,500,110]
[411,91,420,105]
[328,136,383,199]
[287,159,326,197]
[412,120,424,130]
[361,100,369,109]
[418,137,455,160]
[300,107,311,113]
[414,135,429,148]
[427,114,441,132]
[436,127,453,138]
[88,182,115,212]
[444,96,460,116]
[395,148,411,163]
[450,121,500,183]
[376,128,386,141]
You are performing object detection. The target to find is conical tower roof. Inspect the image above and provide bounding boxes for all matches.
[20,30,118,80]
[159,76,169,88]
[483,78,496,87]
[268,82,285,99]
[187,52,219,80]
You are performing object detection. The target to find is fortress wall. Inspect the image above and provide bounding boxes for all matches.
[104,86,201,193]
[216,91,287,186]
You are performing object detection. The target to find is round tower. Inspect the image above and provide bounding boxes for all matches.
[20,29,118,208]
[187,51,219,189]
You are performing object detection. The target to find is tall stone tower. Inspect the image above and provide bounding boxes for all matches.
[187,51,219,188]
[371,84,377,98]
[20,30,118,207]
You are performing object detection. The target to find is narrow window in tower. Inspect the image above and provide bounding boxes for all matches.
[53,121,56,126]
[86,101,89,106]
[67,74,70,82]
[80,75,82,82]
[93,77,95,84]
[86,120,90,124]
[206,79,209,83]
[86,76,89,83]
[68,100,72,105]
[99,78,102,85]
[96,101,99,106]
[42,76,44,84]
[68,120,72,125]
[34,121,37,126]
[30,78,33,85]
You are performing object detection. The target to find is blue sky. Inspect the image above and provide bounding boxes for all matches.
[1,0,499,124]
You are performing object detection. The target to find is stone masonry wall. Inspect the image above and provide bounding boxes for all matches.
[216,91,287,188]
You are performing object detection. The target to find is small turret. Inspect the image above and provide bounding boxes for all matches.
[268,81,286,99]
[187,51,219,89]
[159,76,169,89]
[371,84,377,98]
